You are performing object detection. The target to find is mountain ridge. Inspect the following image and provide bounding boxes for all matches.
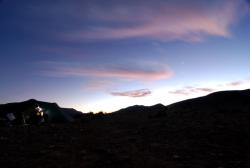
[1,89,250,167]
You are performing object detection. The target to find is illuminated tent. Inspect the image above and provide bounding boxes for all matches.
[0,99,75,125]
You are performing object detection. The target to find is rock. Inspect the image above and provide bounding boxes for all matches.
[173,154,180,159]
[0,136,8,141]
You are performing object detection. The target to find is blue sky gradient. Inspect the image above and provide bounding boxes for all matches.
[1,0,250,112]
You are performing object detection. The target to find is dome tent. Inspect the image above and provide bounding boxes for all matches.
[0,99,74,125]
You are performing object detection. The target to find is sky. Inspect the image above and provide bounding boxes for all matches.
[0,0,250,112]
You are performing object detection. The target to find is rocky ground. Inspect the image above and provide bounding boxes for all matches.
[0,112,249,168]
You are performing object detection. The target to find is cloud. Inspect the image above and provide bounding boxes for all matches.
[169,87,216,96]
[83,80,117,91]
[195,88,216,92]
[169,78,250,96]
[223,79,250,88]
[41,61,173,81]
[63,0,248,42]
[227,81,243,86]
[168,89,190,96]
[111,89,152,98]
[7,0,248,43]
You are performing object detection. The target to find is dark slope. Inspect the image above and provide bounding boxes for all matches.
[61,108,84,119]
[160,89,250,129]
[1,89,250,168]
[116,103,166,114]
[112,89,250,128]
[168,89,250,110]
[115,89,250,115]
[107,89,250,167]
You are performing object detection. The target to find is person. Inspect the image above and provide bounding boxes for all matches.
[43,112,49,123]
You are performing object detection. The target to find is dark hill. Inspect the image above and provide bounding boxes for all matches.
[1,89,250,168]
[168,89,250,110]
[61,108,84,119]
[113,89,250,129]
[158,89,250,129]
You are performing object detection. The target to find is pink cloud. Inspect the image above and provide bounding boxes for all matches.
[169,77,250,96]
[83,80,117,91]
[227,81,243,86]
[64,0,248,42]
[169,87,216,96]
[42,62,173,81]
[111,89,151,98]
[224,79,250,87]
[168,89,190,96]
[195,88,216,92]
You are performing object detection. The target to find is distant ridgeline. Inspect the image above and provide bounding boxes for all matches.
[1,89,250,126]
[0,99,83,126]
[112,89,250,130]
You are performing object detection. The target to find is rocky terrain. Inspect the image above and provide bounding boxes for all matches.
[0,89,250,168]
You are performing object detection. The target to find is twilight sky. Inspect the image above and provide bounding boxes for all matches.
[1,0,250,112]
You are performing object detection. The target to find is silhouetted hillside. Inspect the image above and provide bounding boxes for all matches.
[112,89,250,129]
[156,89,250,129]
[168,89,250,110]
[1,89,250,168]
[61,108,84,119]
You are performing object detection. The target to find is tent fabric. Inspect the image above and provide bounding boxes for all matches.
[0,99,74,125]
